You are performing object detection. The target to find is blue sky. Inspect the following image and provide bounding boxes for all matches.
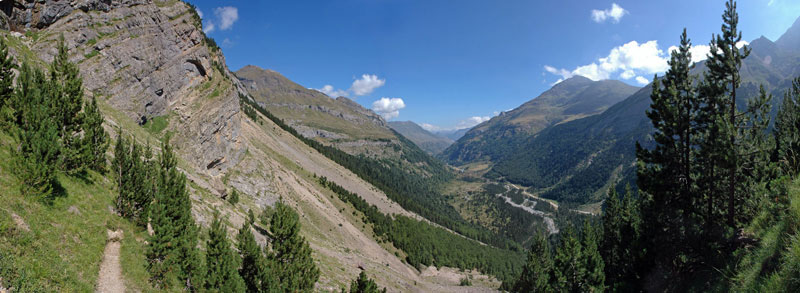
[188,0,800,131]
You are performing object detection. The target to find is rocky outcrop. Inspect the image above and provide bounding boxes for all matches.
[6,0,245,176]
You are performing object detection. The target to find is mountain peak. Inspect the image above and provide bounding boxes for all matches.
[776,15,800,50]
[557,75,593,86]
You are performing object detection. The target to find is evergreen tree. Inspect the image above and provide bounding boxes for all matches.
[237,222,268,293]
[345,271,385,293]
[775,77,800,175]
[50,35,85,172]
[147,137,204,290]
[81,96,109,172]
[13,64,60,197]
[553,225,584,292]
[229,189,240,205]
[582,221,604,292]
[0,37,16,126]
[206,211,245,292]
[601,187,642,290]
[269,201,319,292]
[512,232,553,292]
[637,28,704,273]
[112,134,152,227]
[700,0,751,229]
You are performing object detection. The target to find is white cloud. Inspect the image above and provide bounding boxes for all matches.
[204,6,238,33]
[350,74,385,96]
[421,114,495,132]
[545,40,670,83]
[667,41,749,64]
[372,97,405,120]
[204,22,216,33]
[635,76,650,85]
[457,116,491,129]
[214,6,239,30]
[591,3,628,23]
[314,85,349,98]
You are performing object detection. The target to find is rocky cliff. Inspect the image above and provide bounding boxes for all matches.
[2,0,246,178]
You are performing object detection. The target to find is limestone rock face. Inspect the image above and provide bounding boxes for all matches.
[4,0,245,176]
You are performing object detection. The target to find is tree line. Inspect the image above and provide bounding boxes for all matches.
[317,175,525,284]
[511,1,800,291]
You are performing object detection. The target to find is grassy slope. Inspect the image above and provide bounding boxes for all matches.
[0,131,160,292]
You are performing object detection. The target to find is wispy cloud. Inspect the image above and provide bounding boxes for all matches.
[203,6,239,33]
[591,3,628,23]
[313,85,349,98]
[372,97,405,120]
[421,114,495,132]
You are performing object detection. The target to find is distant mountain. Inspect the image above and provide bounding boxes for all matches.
[388,121,454,155]
[488,16,800,205]
[440,76,640,168]
[435,128,470,141]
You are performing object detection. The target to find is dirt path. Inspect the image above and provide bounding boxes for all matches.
[96,230,124,293]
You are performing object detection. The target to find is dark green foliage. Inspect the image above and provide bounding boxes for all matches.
[50,36,86,173]
[237,221,279,293]
[239,93,260,123]
[240,94,520,252]
[228,189,240,205]
[318,176,525,283]
[80,96,109,172]
[147,137,204,290]
[112,133,155,227]
[775,77,800,174]
[459,277,472,287]
[600,187,642,290]
[205,211,245,292]
[581,221,604,292]
[345,271,385,293]
[512,233,553,292]
[12,64,61,197]
[0,37,16,126]
[553,225,585,292]
[268,201,319,291]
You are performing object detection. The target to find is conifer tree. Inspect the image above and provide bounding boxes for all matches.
[553,225,584,292]
[50,35,85,172]
[147,137,203,290]
[700,0,751,228]
[13,63,60,197]
[269,201,319,292]
[0,37,16,125]
[512,232,553,292]
[205,211,245,292]
[345,271,385,293]
[237,222,267,293]
[601,187,641,290]
[637,28,704,273]
[775,77,800,175]
[81,96,109,172]
[582,222,604,292]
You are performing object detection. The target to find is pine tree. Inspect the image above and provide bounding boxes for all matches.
[0,37,16,126]
[50,35,85,172]
[601,187,642,290]
[553,225,584,292]
[147,137,204,290]
[13,63,61,197]
[512,232,553,292]
[269,201,319,292]
[346,271,385,293]
[700,0,752,228]
[582,221,604,292]
[775,77,800,175]
[205,211,245,292]
[229,189,240,205]
[81,96,109,172]
[237,221,268,293]
[637,27,704,274]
